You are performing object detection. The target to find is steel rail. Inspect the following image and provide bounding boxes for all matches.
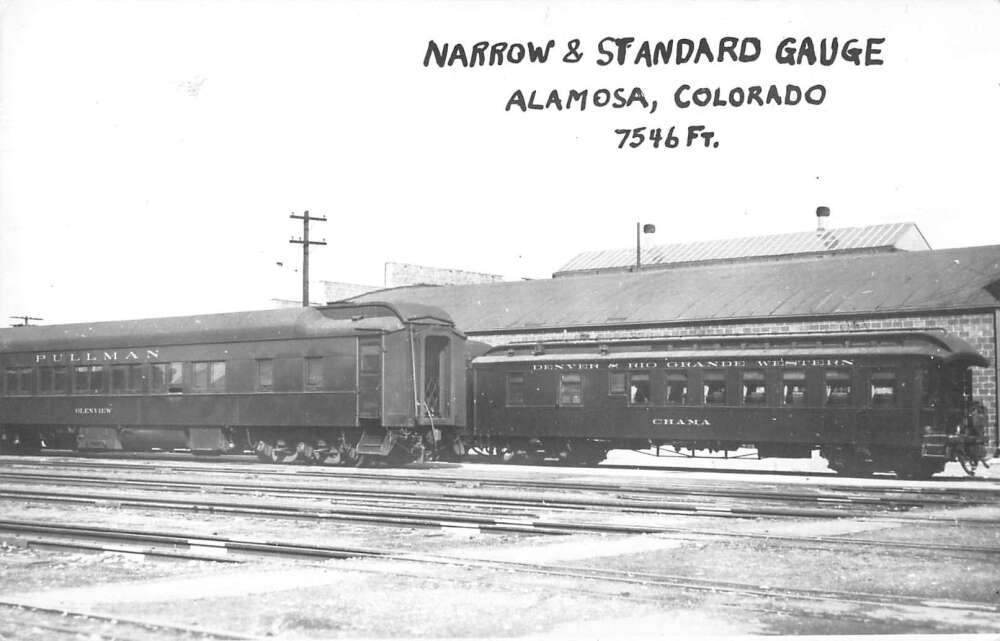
[0,599,258,640]
[3,486,1000,556]
[5,455,997,505]
[1,468,989,522]
[2,519,996,619]
[0,470,929,519]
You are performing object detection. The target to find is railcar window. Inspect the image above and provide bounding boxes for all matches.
[666,372,688,404]
[53,366,67,394]
[360,345,381,373]
[90,366,105,393]
[168,362,183,393]
[824,371,852,406]
[39,367,53,394]
[782,371,807,406]
[192,361,226,392]
[559,374,583,406]
[305,357,323,390]
[151,364,166,392]
[38,366,67,395]
[4,367,33,395]
[73,366,88,394]
[608,372,627,396]
[192,363,208,390]
[741,371,767,405]
[111,365,128,393]
[629,373,650,405]
[704,372,727,405]
[210,361,226,390]
[257,359,274,391]
[126,364,144,393]
[73,365,104,394]
[151,362,184,393]
[870,371,897,407]
[506,373,526,406]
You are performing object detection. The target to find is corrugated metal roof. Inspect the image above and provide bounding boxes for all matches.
[554,223,929,276]
[351,245,1000,335]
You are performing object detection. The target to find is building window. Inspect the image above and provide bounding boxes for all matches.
[192,361,226,392]
[825,371,852,406]
[666,372,688,404]
[782,371,807,407]
[558,374,583,406]
[704,371,727,405]
[305,357,323,390]
[151,362,184,393]
[608,371,627,396]
[257,359,274,391]
[629,373,650,405]
[870,371,897,407]
[741,371,767,405]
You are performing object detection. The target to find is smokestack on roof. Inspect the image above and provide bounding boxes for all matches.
[816,206,830,232]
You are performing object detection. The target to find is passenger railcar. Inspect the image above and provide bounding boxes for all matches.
[470,330,990,478]
[0,302,468,465]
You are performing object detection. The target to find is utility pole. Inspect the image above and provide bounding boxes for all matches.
[10,315,42,327]
[289,210,327,307]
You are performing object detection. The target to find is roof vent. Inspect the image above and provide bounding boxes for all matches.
[816,206,831,232]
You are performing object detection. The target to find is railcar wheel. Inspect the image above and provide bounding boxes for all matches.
[822,446,875,477]
[892,454,945,480]
[562,442,610,467]
[255,441,281,464]
[321,450,343,465]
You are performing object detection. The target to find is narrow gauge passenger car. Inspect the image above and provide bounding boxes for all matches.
[471,330,989,478]
[0,302,467,465]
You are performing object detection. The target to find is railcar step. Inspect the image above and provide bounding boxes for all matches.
[356,430,397,457]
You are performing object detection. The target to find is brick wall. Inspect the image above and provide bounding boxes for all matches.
[472,311,999,450]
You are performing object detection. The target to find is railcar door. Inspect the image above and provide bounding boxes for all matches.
[422,335,452,419]
[358,338,382,420]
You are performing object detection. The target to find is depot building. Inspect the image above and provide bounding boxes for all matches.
[348,220,1000,451]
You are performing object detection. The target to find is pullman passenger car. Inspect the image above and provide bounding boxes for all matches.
[0,302,468,465]
[471,330,990,478]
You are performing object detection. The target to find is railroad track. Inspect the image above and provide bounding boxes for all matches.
[0,599,256,640]
[2,484,1000,556]
[0,469,938,518]
[0,464,996,524]
[3,458,996,513]
[2,518,996,622]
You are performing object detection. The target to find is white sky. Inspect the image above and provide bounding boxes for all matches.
[1,0,998,324]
